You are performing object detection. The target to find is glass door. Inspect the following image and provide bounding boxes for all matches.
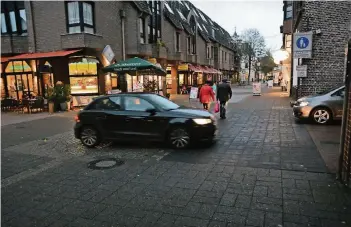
[16,75,24,100]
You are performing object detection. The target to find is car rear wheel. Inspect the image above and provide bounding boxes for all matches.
[311,108,332,124]
[168,127,190,149]
[80,126,101,148]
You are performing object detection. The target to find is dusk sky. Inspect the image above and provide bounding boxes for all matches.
[191,0,284,51]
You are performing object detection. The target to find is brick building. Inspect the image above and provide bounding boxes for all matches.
[291,1,351,99]
[1,1,238,106]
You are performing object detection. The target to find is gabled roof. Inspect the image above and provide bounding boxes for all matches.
[165,1,235,51]
[132,1,151,15]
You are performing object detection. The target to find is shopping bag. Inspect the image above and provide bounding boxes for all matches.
[214,102,219,113]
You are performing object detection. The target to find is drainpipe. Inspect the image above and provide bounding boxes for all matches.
[120,9,126,61]
[29,1,37,52]
[337,39,351,183]
[119,9,127,92]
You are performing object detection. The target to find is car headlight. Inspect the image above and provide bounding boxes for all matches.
[193,118,212,125]
[299,101,309,107]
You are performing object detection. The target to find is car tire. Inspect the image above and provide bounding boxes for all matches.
[168,127,191,149]
[80,126,101,148]
[311,107,332,125]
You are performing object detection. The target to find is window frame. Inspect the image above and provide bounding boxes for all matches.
[175,31,180,52]
[65,1,95,34]
[139,17,146,44]
[1,1,27,35]
[148,1,161,44]
[187,36,191,54]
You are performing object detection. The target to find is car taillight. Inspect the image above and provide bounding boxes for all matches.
[74,115,80,122]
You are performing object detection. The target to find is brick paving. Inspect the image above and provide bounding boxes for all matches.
[2,87,351,227]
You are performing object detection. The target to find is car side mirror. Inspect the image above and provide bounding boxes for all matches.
[145,108,156,115]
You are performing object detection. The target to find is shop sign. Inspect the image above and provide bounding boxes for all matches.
[296,65,307,77]
[189,87,199,99]
[102,45,115,63]
[178,64,189,71]
[293,32,313,59]
[252,82,261,96]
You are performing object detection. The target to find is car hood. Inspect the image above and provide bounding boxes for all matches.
[169,108,212,118]
[298,94,322,102]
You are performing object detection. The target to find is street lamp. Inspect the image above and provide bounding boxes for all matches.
[273,48,289,64]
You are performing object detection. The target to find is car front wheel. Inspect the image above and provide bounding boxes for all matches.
[311,108,332,124]
[80,126,101,148]
[168,127,191,149]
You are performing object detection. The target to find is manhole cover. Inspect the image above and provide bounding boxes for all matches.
[87,158,124,170]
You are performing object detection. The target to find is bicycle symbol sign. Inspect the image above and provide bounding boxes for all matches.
[296,37,309,49]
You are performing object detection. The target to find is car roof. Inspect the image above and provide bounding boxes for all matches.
[94,92,159,100]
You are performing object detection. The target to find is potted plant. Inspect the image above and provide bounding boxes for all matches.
[54,81,67,111]
[63,85,72,111]
[47,87,56,114]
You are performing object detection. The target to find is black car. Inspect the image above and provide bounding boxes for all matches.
[74,93,217,149]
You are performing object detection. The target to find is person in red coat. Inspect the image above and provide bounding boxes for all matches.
[199,81,215,110]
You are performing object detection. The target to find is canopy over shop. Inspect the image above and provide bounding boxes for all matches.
[103,57,167,94]
[176,63,222,92]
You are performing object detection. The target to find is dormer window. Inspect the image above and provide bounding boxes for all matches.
[211,28,215,38]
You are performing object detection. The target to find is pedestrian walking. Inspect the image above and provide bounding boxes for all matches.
[199,80,215,111]
[216,78,232,119]
[280,77,286,91]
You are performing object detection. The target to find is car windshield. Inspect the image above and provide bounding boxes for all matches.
[144,94,180,110]
[317,86,343,95]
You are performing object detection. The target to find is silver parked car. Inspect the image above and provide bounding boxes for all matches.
[291,86,345,124]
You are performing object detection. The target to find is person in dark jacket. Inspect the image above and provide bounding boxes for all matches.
[216,79,232,119]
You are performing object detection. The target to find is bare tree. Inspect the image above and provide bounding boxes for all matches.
[240,28,266,57]
[239,28,266,82]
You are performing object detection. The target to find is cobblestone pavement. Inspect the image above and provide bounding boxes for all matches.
[2,87,351,227]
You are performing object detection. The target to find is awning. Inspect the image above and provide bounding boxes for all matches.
[1,57,11,63]
[189,64,203,73]
[7,49,82,61]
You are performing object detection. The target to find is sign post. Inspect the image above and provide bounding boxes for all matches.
[293,32,313,59]
[296,65,307,78]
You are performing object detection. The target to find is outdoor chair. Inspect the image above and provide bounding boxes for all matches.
[30,98,44,113]
[1,99,13,112]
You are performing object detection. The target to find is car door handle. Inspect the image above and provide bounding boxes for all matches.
[126,116,145,120]
[96,115,106,120]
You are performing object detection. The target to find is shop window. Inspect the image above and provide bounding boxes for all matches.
[66,1,95,34]
[139,17,145,44]
[176,32,180,52]
[166,74,172,89]
[69,57,98,94]
[5,61,31,73]
[124,96,154,112]
[69,59,97,75]
[70,76,98,94]
[1,1,27,35]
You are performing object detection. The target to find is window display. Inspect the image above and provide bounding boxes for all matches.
[70,76,98,94]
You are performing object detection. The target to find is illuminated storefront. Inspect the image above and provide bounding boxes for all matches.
[4,61,39,100]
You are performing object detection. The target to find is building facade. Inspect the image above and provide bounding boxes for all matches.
[279,0,293,95]
[291,1,351,99]
[1,0,238,106]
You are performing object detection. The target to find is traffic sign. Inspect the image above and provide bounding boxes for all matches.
[293,32,313,59]
[296,65,307,77]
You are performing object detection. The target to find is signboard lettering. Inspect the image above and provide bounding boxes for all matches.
[178,64,189,71]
